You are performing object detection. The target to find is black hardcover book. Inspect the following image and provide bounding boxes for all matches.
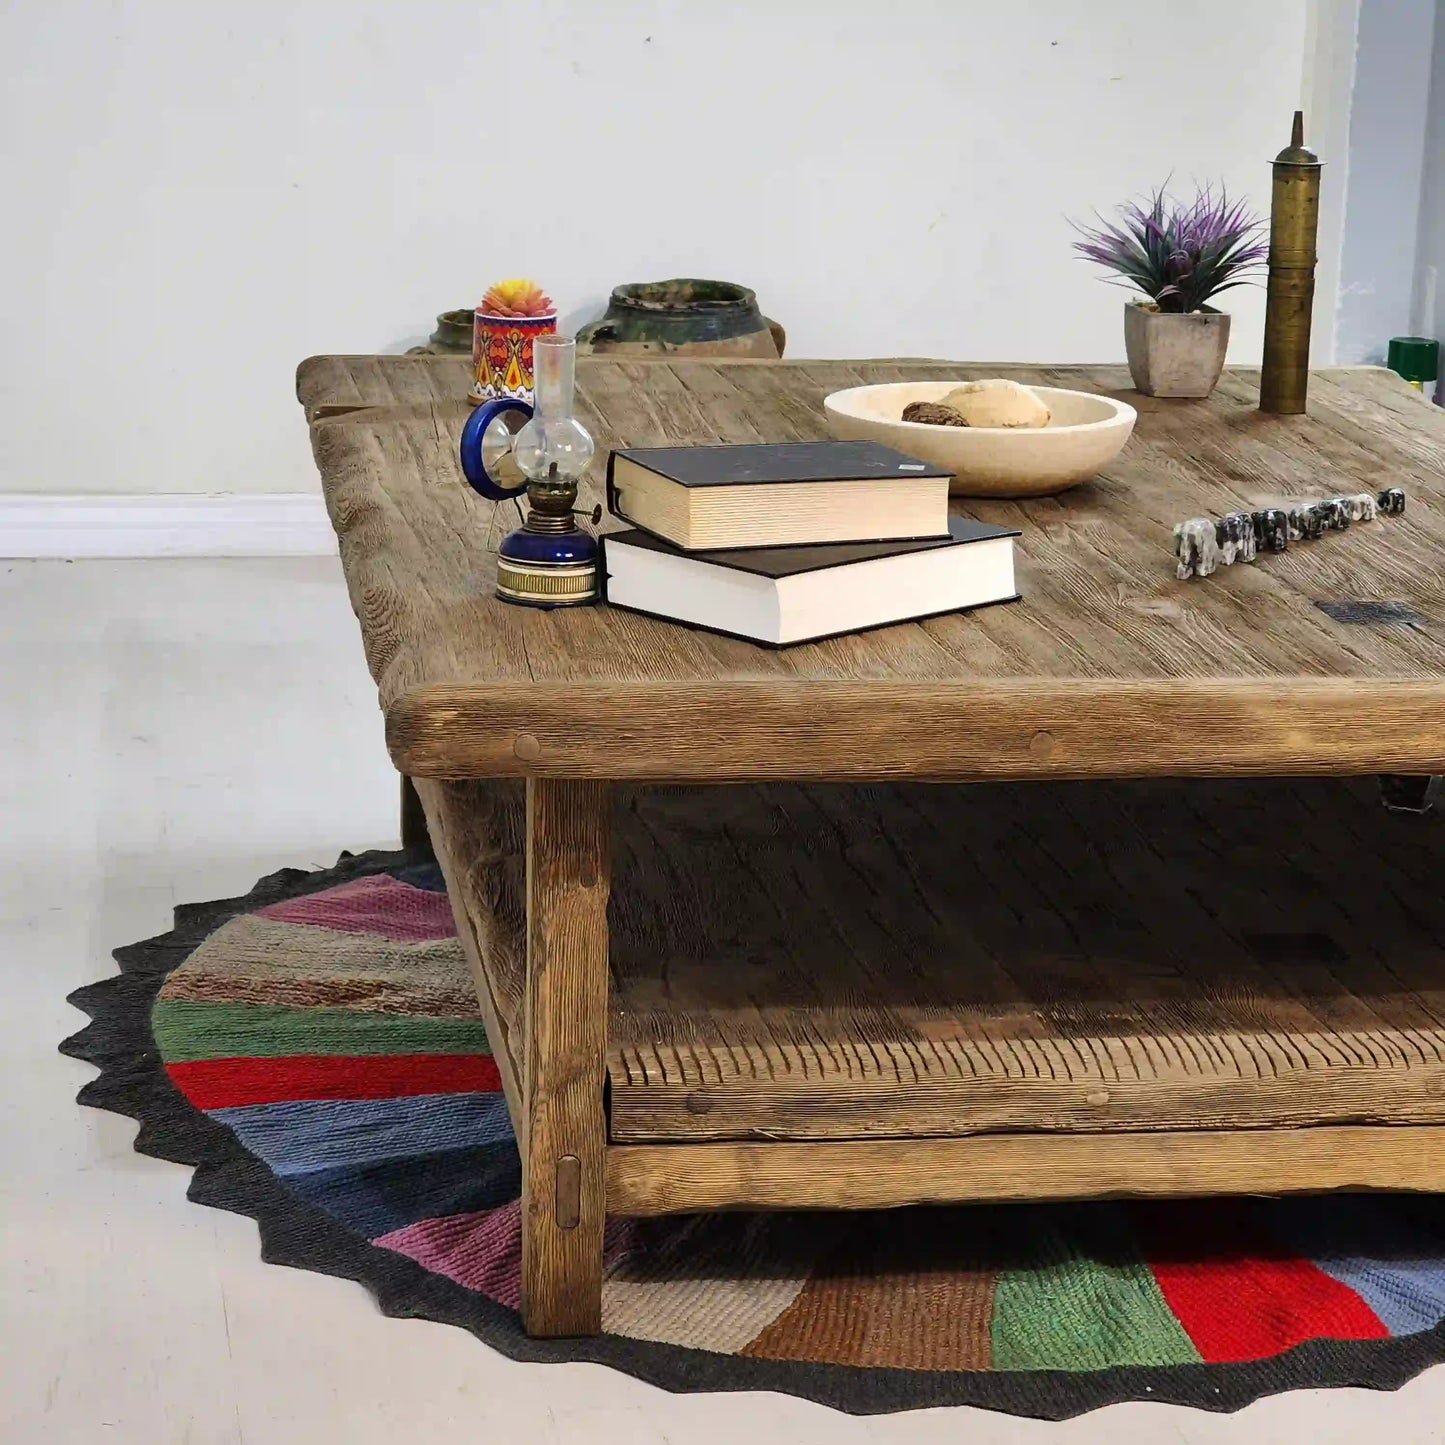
[602,516,1020,648]
[605,440,953,552]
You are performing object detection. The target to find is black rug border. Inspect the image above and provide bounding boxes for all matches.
[59,849,1445,1421]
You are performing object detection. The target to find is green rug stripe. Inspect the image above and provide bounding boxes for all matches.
[151,999,493,1062]
[990,1206,1202,1371]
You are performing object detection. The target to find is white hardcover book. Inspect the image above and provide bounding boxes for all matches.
[602,518,1019,648]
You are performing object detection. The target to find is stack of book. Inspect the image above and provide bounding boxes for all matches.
[600,441,1020,646]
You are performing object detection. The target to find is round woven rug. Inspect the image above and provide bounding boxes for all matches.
[62,850,1445,1419]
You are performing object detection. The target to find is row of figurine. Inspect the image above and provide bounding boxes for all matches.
[1174,488,1407,580]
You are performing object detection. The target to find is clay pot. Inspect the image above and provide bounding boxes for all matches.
[576,279,784,360]
[407,309,476,356]
[1123,302,1230,398]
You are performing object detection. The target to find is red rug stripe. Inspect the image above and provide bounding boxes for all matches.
[165,1052,501,1108]
[1137,1202,1388,1362]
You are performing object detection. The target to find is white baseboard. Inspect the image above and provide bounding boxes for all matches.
[0,494,335,559]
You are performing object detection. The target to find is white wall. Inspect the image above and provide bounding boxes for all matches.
[2,0,1311,496]
[1301,0,1362,367]
[1414,5,1445,400]
[1308,0,1445,376]
[1332,0,1439,364]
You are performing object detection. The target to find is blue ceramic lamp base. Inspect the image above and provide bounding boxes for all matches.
[495,527,599,608]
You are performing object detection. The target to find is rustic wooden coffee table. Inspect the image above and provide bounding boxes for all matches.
[298,354,1445,1337]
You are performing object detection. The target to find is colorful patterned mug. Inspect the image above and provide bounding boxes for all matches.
[470,310,558,406]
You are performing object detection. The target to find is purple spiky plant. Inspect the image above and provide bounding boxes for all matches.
[1071,184,1268,313]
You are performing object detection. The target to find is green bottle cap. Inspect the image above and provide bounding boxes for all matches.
[1387,335,1440,384]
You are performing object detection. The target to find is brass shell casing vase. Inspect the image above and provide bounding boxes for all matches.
[1259,111,1322,415]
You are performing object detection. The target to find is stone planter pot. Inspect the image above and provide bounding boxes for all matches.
[1123,302,1230,398]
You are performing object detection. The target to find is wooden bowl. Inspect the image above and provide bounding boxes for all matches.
[823,382,1137,497]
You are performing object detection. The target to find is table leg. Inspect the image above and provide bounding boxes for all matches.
[521,778,610,1336]
[1378,774,1440,814]
[400,775,431,854]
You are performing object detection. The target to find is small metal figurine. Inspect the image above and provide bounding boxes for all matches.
[1379,486,1407,515]
[1346,492,1378,523]
[1259,111,1322,416]
[1321,497,1352,531]
[458,333,600,608]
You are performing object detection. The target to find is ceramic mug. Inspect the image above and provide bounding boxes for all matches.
[469,311,558,406]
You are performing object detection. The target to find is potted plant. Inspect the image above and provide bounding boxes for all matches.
[470,278,557,406]
[1072,185,1267,398]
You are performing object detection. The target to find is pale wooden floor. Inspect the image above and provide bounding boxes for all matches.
[5,555,1445,1445]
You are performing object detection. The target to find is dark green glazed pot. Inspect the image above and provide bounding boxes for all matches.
[576,279,784,360]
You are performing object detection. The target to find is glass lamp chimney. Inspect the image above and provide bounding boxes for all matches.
[513,335,595,533]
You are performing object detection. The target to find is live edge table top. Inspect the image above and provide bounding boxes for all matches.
[297,355,1445,784]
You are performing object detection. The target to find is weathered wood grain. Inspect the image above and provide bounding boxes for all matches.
[411,778,525,1140]
[399,775,430,852]
[296,353,472,420]
[293,352,957,415]
[606,1125,1445,1215]
[414,773,1445,1145]
[520,779,610,1336]
[386,677,1445,781]
[302,355,1445,1338]
[302,357,1445,782]
[604,774,1445,1140]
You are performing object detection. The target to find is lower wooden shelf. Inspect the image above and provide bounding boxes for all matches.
[423,774,1445,1157]
[605,1125,1445,1215]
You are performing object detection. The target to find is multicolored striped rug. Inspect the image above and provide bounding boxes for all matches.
[62,850,1445,1418]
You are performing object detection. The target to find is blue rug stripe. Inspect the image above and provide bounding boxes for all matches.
[280,1141,521,1238]
[210,1093,513,1174]
[394,861,447,893]
[1275,1196,1445,1337]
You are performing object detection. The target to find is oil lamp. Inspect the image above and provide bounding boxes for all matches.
[458,333,599,607]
